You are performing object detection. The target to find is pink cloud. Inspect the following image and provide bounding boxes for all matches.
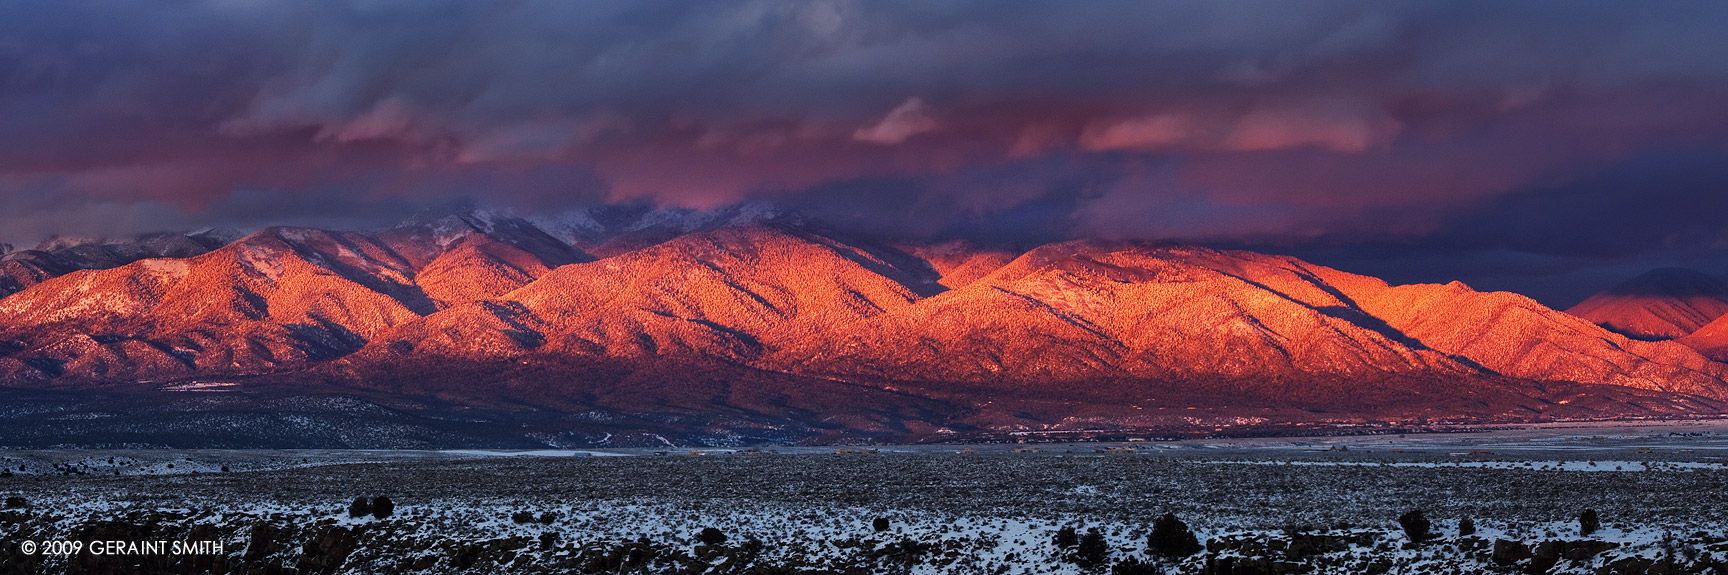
[1222,104,1403,153]
[1077,102,1402,154]
[852,97,939,145]
[1079,114,1198,151]
[318,96,430,144]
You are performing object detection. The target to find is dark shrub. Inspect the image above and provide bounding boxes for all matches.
[698,527,728,546]
[538,512,556,524]
[581,538,658,573]
[1147,513,1203,558]
[1075,528,1111,569]
[1398,509,1432,542]
[347,496,371,518]
[1111,557,1164,575]
[1054,525,1079,549]
[3,496,23,508]
[371,496,393,519]
[1579,509,1599,536]
[511,511,536,524]
[1458,517,1477,537]
[873,517,891,532]
[872,538,931,567]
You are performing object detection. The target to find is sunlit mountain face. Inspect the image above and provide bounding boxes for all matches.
[4,3,1728,445]
[1,206,1727,446]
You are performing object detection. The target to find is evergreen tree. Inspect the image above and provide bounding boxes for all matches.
[1075,528,1110,570]
[1579,509,1600,536]
[1147,513,1203,558]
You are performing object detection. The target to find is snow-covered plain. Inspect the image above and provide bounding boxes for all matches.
[3,421,1728,574]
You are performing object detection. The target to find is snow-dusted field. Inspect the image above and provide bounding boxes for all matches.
[3,422,1728,574]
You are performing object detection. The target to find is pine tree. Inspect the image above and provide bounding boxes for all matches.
[1075,528,1110,570]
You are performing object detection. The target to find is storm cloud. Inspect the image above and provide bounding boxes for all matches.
[3,1,1728,302]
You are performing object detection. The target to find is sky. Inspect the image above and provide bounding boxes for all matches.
[3,1,1728,306]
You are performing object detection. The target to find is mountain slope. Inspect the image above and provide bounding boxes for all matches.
[1679,315,1728,362]
[1566,268,1728,340]
[776,242,1469,387]
[2,218,1727,445]
[896,241,1022,289]
[780,242,1728,400]
[377,206,591,307]
[528,203,786,258]
[0,230,236,299]
[1326,276,1728,398]
[358,224,940,363]
[0,228,428,382]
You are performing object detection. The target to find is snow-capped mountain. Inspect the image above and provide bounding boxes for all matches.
[0,229,240,300]
[1,206,1726,444]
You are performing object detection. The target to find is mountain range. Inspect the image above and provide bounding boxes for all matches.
[2,205,1727,447]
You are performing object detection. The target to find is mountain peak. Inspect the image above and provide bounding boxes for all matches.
[1569,267,1728,340]
[528,201,799,256]
[31,234,106,252]
[1603,267,1728,297]
[391,200,516,239]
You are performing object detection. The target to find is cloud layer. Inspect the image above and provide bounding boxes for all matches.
[4,1,1728,302]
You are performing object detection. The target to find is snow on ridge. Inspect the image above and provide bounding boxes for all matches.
[138,259,191,278]
[188,227,246,245]
[527,202,790,245]
[31,235,107,251]
[527,211,603,242]
[239,244,286,281]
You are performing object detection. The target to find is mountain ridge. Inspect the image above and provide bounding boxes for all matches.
[1,207,1726,445]
[1567,267,1728,340]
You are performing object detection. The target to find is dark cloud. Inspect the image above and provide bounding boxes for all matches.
[1425,148,1728,259]
[1264,148,1728,306]
[3,1,1728,303]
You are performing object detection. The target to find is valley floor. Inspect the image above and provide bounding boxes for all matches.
[3,421,1728,574]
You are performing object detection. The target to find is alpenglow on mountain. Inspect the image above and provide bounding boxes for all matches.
[1,205,1726,447]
